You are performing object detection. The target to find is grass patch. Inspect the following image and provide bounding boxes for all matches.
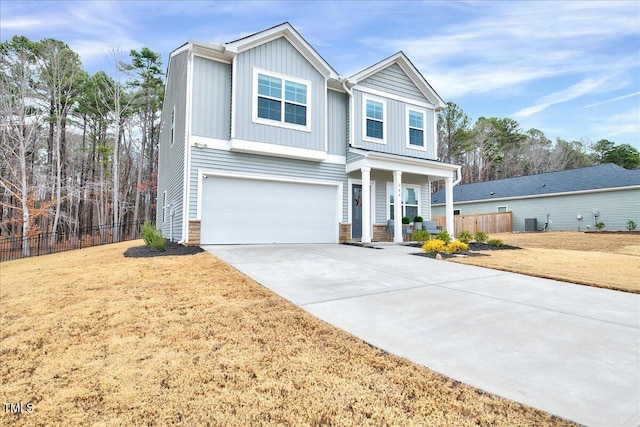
[449,231,640,293]
[1,241,575,426]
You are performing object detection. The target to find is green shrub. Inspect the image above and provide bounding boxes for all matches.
[411,229,431,243]
[445,241,468,254]
[142,220,156,246]
[627,220,637,231]
[413,216,423,223]
[436,230,452,244]
[475,231,489,243]
[422,239,445,254]
[142,220,166,251]
[457,230,473,244]
[595,221,605,231]
[402,216,411,224]
[487,238,504,247]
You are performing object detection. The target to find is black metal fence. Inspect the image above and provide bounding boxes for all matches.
[0,221,144,262]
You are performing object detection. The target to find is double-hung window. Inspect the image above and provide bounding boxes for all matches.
[254,69,310,131]
[363,96,386,143]
[406,107,426,149]
[388,184,420,220]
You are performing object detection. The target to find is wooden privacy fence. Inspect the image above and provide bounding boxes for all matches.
[432,212,512,235]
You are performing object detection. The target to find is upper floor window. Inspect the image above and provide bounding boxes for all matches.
[406,107,426,150]
[363,96,386,143]
[253,68,310,131]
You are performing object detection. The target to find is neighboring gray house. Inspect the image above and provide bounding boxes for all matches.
[431,164,640,231]
[156,23,460,245]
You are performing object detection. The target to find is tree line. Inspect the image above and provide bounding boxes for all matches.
[1,36,163,252]
[2,36,638,247]
[437,102,640,186]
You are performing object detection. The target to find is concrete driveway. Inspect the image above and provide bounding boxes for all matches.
[204,243,640,427]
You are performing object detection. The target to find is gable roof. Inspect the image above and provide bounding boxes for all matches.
[349,51,446,110]
[431,164,640,205]
[224,22,339,79]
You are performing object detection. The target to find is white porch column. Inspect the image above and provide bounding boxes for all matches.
[393,170,403,242]
[445,176,455,238]
[361,167,371,243]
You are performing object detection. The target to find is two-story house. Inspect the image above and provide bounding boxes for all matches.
[156,22,460,245]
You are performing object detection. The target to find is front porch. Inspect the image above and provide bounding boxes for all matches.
[346,148,460,243]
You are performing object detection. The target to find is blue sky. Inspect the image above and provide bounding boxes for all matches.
[2,0,639,150]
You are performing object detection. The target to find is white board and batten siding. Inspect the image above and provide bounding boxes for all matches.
[353,64,436,159]
[233,37,326,152]
[156,51,189,241]
[327,90,348,157]
[191,56,231,140]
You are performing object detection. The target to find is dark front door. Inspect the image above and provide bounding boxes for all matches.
[352,184,362,239]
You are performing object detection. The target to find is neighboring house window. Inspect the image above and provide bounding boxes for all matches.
[363,96,386,143]
[454,209,461,215]
[170,106,175,146]
[497,206,508,213]
[388,184,420,220]
[253,68,310,131]
[407,107,425,148]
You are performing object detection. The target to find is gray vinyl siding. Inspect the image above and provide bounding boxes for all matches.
[190,148,349,222]
[327,90,347,156]
[156,50,188,241]
[359,63,428,103]
[431,188,640,231]
[191,56,231,140]
[233,37,326,151]
[352,89,435,159]
[346,151,364,164]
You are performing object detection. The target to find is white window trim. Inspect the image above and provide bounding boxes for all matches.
[386,182,421,220]
[497,205,508,213]
[362,95,387,144]
[170,106,175,146]
[406,105,427,151]
[162,190,167,223]
[252,67,312,132]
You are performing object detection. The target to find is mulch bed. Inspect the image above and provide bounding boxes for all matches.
[124,241,204,258]
[411,241,521,259]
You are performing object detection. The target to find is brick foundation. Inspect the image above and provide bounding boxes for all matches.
[339,223,351,243]
[372,224,390,242]
[187,219,201,245]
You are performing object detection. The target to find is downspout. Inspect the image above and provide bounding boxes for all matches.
[453,165,462,186]
[341,78,353,149]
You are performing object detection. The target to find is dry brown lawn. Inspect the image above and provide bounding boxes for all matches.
[1,241,575,426]
[450,231,640,293]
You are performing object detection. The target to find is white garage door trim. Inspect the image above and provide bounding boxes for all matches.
[197,169,343,244]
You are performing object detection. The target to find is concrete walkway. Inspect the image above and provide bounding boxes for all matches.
[204,243,640,427]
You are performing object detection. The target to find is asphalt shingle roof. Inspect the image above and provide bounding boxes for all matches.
[431,163,640,204]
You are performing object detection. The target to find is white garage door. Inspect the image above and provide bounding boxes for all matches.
[201,175,339,244]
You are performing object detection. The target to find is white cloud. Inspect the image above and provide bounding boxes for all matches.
[591,108,640,139]
[584,91,640,109]
[512,78,608,118]
[357,1,639,98]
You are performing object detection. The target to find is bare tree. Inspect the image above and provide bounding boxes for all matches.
[37,39,82,245]
[0,36,43,255]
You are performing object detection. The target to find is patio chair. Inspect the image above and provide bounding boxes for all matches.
[423,221,442,236]
[386,219,394,241]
